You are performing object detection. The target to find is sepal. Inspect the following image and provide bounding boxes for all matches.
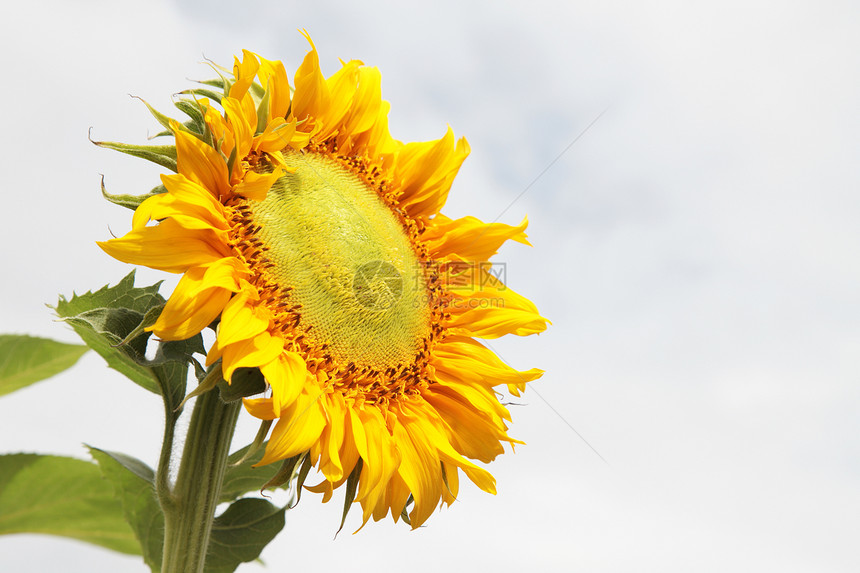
[179,87,224,104]
[261,452,304,491]
[336,459,363,535]
[101,177,166,211]
[228,419,272,467]
[173,100,207,135]
[90,134,177,172]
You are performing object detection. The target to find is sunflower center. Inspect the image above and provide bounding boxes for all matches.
[243,149,431,370]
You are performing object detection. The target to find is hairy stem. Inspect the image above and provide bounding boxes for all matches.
[161,384,240,573]
[155,397,179,512]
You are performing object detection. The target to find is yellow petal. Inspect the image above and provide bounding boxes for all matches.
[433,336,544,391]
[291,31,330,127]
[318,393,347,482]
[448,303,549,338]
[394,128,470,217]
[222,96,255,169]
[422,388,509,463]
[341,66,382,136]
[354,407,400,522]
[221,331,284,382]
[149,259,245,340]
[132,175,228,233]
[353,99,397,161]
[217,290,270,348]
[424,214,530,262]
[256,54,291,121]
[447,272,550,338]
[229,49,260,102]
[260,350,307,414]
[243,396,278,420]
[313,59,361,141]
[390,407,442,528]
[232,168,284,201]
[254,117,306,156]
[257,386,327,465]
[173,124,230,198]
[402,400,497,495]
[98,218,230,274]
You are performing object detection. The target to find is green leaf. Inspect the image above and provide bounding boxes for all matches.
[58,305,160,394]
[116,303,166,348]
[101,179,165,211]
[146,357,192,416]
[152,360,188,415]
[142,332,204,414]
[205,498,285,573]
[220,441,289,504]
[53,271,201,408]
[0,453,139,555]
[217,367,267,403]
[88,448,163,572]
[56,270,163,316]
[0,335,88,396]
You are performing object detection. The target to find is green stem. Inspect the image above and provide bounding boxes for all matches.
[155,396,179,512]
[161,384,240,573]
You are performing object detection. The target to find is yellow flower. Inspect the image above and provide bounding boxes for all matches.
[99,34,548,529]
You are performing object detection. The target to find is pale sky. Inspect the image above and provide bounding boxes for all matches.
[1,1,858,571]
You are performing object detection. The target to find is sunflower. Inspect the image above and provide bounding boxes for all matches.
[99,34,548,529]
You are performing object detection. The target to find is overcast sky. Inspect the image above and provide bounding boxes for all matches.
[1,1,858,571]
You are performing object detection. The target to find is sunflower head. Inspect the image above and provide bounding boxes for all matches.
[98,35,548,529]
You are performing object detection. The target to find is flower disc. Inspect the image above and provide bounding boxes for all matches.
[242,149,431,369]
